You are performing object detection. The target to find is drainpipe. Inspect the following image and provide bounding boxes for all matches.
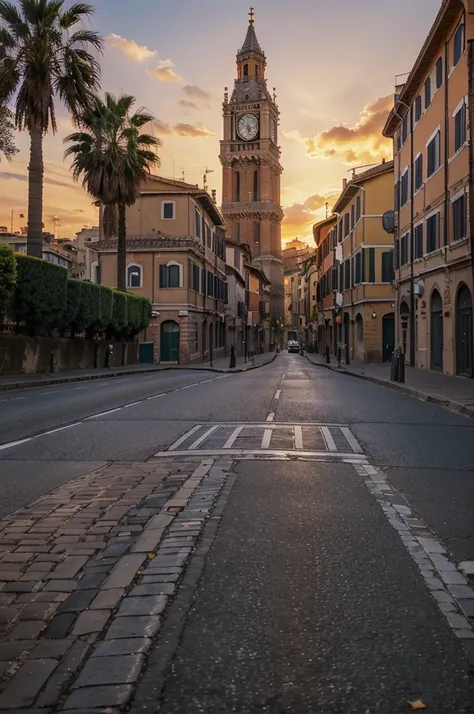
[410,104,416,366]
[468,39,474,377]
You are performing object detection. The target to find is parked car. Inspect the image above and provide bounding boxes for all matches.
[288,340,300,353]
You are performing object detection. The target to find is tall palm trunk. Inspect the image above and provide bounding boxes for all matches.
[27,125,44,259]
[117,203,127,292]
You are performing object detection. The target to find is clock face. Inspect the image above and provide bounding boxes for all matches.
[237,113,259,141]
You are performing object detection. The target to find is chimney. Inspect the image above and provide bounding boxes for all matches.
[342,178,347,189]
[382,157,386,164]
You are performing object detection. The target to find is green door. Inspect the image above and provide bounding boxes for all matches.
[382,314,395,362]
[160,321,180,363]
[139,342,154,364]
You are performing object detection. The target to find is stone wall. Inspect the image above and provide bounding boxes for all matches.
[0,336,138,375]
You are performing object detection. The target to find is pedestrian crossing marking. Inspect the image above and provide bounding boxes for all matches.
[154,422,365,461]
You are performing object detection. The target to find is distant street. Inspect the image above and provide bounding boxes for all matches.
[0,353,473,712]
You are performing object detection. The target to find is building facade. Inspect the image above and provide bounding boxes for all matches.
[329,161,395,363]
[383,0,474,377]
[225,239,249,358]
[220,9,284,324]
[89,176,227,365]
[313,215,338,353]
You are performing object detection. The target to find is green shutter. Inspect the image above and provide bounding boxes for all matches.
[159,264,168,288]
[361,249,366,283]
[369,248,375,282]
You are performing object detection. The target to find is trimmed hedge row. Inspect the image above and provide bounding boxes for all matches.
[7,253,150,338]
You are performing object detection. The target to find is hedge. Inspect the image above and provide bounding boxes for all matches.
[0,244,17,316]
[8,254,151,338]
[10,254,67,334]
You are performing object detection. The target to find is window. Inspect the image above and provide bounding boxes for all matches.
[159,261,181,288]
[427,131,440,177]
[414,154,423,191]
[255,64,259,78]
[233,220,240,242]
[127,263,142,288]
[400,233,409,266]
[339,262,344,292]
[453,194,467,242]
[356,196,361,222]
[425,77,431,108]
[381,251,394,282]
[350,204,354,229]
[195,209,201,239]
[394,238,399,269]
[191,263,200,292]
[243,63,248,76]
[91,261,99,284]
[454,24,464,67]
[415,95,422,122]
[234,171,240,202]
[414,224,423,258]
[344,213,350,237]
[436,57,443,89]
[426,213,440,253]
[338,220,343,243]
[344,260,351,290]
[253,170,259,201]
[162,202,174,220]
[394,180,400,211]
[401,169,409,205]
[356,314,363,342]
[201,267,206,295]
[402,114,409,144]
[454,101,467,152]
[205,224,212,249]
[368,248,375,283]
[354,252,362,284]
[207,270,214,297]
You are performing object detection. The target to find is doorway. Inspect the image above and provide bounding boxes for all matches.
[382,313,395,362]
[160,321,180,363]
[430,290,443,371]
[456,284,473,377]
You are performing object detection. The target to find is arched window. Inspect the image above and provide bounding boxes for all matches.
[90,261,99,284]
[356,313,363,342]
[234,171,240,202]
[127,263,142,288]
[159,261,182,288]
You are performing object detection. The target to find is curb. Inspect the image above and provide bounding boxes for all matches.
[305,354,474,421]
[0,352,278,393]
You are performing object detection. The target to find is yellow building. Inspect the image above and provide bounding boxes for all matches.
[88,176,227,365]
[313,215,337,354]
[383,0,474,376]
[331,161,396,363]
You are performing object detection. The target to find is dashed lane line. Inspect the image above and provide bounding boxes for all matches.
[266,412,275,422]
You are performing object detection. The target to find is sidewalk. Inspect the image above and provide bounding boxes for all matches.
[306,352,474,419]
[0,351,277,392]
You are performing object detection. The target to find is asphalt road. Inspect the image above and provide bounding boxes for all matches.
[2,352,474,710]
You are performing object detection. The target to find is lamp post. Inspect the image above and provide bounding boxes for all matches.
[10,210,25,234]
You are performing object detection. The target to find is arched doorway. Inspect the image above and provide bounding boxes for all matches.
[456,284,473,377]
[382,313,395,362]
[160,321,180,363]
[430,290,443,371]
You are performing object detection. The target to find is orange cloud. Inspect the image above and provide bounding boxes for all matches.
[147,60,182,83]
[283,193,337,239]
[154,120,214,138]
[183,85,212,101]
[288,95,393,165]
[107,34,157,62]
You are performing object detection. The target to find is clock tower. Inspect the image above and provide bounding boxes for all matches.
[220,8,284,322]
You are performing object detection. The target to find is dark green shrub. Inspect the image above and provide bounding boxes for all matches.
[112,290,128,337]
[10,254,67,334]
[79,281,102,335]
[0,244,17,317]
[63,279,82,334]
[139,298,152,331]
[100,286,114,330]
[125,293,142,337]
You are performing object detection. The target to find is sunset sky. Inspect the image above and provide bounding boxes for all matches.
[0,0,441,242]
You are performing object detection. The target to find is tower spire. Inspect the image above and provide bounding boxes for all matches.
[249,6,255,25]
[238,7,264,58]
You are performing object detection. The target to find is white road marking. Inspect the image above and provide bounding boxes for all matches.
[321,426,337,452]
[147,393,165,400]
[261,429,273,449]
[275,390,281,400]
[282,374,286,380]
[188,425,221,450]
[168,424,202,452]
[223,426,244,449]
[154,449,367,461]
[294,425,303,450]
[42,423,81,436]
[175,383,199,391]
[266,412,275,422]
[341,427,364,453]
[0,438,31,452]
[123,401,142,409]
[198,379,214,384]
[86,407,122,420]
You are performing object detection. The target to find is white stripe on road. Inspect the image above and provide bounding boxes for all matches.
[341,427,364,454]
[223,426,244,449]
[275,390,281,400]
[86,407,122,420]
[266,412,275,422]
[0,438,31,452]
[321,426,337,452]
[294,425,303,450]
[123,401,142,409]
[188,425,220,450]
[261,429,273,449]
[175,383,199,391]
[168,424,202,452]
[42,423,81,436]
[147,393,165,400]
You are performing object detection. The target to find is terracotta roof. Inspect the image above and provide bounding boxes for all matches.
[146,174,200,191]
[332,160,394,214]
[141,175,224,227]
[239,22,264,57]
[383,0,462,136]
[89,234,204,253]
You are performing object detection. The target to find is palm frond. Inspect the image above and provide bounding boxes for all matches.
[0,1,24,27]
[59,2,94,29]
[67,29,103,51]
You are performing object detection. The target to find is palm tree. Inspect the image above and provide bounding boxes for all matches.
[0,0,102,258]
[0,104,17,161]
[65,93,161,291]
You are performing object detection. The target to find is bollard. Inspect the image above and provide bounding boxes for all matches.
[398,351,406,383]
[337,346,342,367]
[390,348,399,382]
[345,344,350,365]
[229,344,236,369]
[325,345,330,364]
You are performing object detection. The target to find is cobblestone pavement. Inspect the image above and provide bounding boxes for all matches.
[0,457,232,711]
